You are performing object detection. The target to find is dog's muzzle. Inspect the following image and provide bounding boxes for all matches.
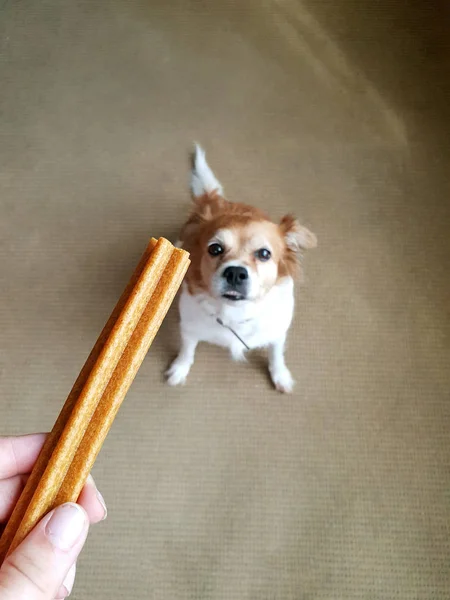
[221,266,249,301]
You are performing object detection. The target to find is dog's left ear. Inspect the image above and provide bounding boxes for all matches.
[280,214,317,251]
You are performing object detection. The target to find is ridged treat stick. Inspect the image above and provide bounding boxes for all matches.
[0,238,158,562]
[0,238,189,562]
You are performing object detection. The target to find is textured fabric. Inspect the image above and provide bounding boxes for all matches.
[1,1,449,598]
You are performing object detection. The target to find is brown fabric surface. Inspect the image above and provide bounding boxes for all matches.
[1,1,449,598]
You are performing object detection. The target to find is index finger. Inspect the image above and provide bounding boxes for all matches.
[0,434,47,479]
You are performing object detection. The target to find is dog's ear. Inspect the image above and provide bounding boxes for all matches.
[192,192,226,222]
[280,214,317,251]
[279,214,316,278]
[180,192,226,243]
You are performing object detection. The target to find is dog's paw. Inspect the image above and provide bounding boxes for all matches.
[230,345,247,362]
[166,360,191,386]
[270,365,294,394]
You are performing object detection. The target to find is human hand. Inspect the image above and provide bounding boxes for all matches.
[0,434,107,599]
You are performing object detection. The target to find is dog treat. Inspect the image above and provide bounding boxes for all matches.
[0,238,189,562]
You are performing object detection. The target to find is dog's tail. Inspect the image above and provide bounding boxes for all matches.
[190,144,224,198]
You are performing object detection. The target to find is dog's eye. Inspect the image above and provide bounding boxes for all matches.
[208,243,224,257]
[256,248,271,261]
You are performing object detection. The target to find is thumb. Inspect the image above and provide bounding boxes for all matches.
[0,503,89,600]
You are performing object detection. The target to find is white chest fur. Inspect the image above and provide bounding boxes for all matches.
[178,277,295,351]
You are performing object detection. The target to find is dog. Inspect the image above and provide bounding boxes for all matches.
[166,145,317,393]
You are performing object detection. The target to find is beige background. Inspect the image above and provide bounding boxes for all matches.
[1,1,449,598]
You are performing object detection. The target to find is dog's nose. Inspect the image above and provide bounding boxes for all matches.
[223,266,249,287]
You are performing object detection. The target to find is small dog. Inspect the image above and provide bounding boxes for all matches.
[166,146,317,393]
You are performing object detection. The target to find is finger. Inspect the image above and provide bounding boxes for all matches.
[0,474,28,522]
[0,434,47,479]
[55,562,76,599]
[77,475,107,524]
[0,503,88,600]
[0,473,106,525]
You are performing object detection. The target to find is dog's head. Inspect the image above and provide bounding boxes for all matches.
[180,192,317,302]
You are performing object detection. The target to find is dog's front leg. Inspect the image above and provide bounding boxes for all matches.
[166,330,198,386]
[268,336,294,393]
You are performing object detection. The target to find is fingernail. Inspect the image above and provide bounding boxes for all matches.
[86,474,107,521]
[96,488,108,520]
[61,563,76,596]
[45,503,87,551]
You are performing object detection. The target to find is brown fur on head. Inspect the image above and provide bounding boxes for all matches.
[180,192,317,298]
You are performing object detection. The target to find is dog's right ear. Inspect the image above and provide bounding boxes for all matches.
[192,191,226,221]
[180,192,226,243]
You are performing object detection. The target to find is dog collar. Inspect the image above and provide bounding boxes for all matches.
[216,318,250,350]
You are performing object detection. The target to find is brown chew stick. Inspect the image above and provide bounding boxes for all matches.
[0,238,190,562]
[0,238,158,562]
[55,248,189,502]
